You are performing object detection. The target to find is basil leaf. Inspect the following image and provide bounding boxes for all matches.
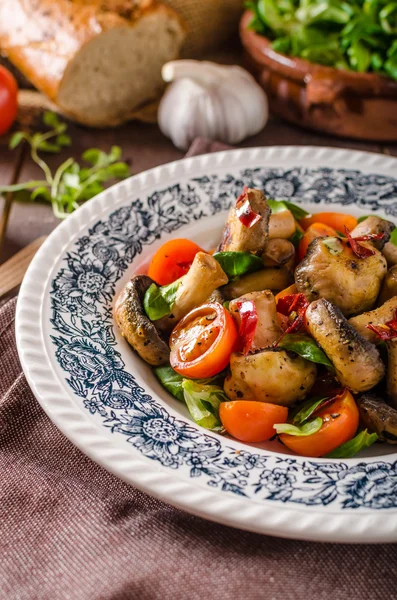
[213,251,263,278]
[154,366,184,401]
[267,199,309,220]
[274,417,323,437]
[292,396,328,426]
[283,200,309,220]
[182,380,227,431]
[267,199,288,214]
[278,334,334,369]
[326,429,378,458]
[289,227,304,248]
[143,279,181,321]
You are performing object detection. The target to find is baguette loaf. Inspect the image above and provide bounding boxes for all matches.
[0,0,185,127]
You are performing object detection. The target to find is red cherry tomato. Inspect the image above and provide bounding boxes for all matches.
[0,66,18,136]
[170,303,238,379]
[279,390,359,457]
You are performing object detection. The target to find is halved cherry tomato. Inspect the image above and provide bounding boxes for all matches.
[298,222,338,261]
[300,212,357,233]
[220,401,288,443]
[170,303,238,378]
[0,65,18,135]
[279,390,359,457]
[148,239,204,285]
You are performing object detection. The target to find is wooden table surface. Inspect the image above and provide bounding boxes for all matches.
[1,110,397,266]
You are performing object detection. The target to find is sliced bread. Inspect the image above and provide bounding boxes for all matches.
[0,0,185,126]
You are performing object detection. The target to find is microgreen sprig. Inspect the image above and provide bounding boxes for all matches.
[0,112,131,219]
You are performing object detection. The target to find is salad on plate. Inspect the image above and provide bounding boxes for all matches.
[115,186,397,459]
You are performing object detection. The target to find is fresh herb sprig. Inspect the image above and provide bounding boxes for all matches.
[247,0,397,81]
[0,112,131,219]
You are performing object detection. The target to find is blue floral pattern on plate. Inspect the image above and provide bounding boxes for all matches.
[50,166,397,509]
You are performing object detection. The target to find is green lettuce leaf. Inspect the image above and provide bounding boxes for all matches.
[292,396,329,426]
[267,199,309,219]
[182,380,227,431]
[154,366,184,401]
[326,429,378,458]
[274,417,323,436]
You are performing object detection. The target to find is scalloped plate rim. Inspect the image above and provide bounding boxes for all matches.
[15,146,397,544]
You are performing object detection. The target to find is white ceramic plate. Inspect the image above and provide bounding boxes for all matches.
[16,146,397,543]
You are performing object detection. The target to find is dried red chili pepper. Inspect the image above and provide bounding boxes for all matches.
[236,299,258,355]
[235,186,262,228]
[344,226,384,259]
[275,293,309,346]
[367,309,397,341]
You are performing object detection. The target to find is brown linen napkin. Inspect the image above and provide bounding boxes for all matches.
[1,139,397,600]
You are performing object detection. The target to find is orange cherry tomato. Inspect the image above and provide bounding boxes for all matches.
[220,401,289,443]
[170,303,238,379]
[148,239,204,285]
[300,212,357,233]
[298,222,338,261]
[279,390,359,458]
[0,65,18,135]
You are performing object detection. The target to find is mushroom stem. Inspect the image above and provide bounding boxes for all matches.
[156,252,228,330]
[222,267,291,300]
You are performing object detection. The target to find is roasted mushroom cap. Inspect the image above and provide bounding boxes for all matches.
[378,265,397,305]
[295,236,387,316]
[305,299,385,394]
[218,188,270,254]
[224,348,317,406]
[357,393,397,444]
[229,290,281,350]
[349,296,397,344]
[114,275,169,366]
[351,216,395,250]
[262,238,295,267]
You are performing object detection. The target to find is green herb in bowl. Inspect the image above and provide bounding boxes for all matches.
[247,0,397,80]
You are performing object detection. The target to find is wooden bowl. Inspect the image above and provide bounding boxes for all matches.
[240,10,397,141]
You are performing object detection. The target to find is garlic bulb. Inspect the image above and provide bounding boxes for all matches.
[158,60,268,150]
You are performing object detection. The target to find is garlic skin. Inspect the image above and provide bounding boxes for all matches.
[158,60,268,150]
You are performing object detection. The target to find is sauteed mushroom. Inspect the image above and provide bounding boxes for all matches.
[349,296,397,344]
[378,265,397,305]
[229,290,281,350]
[224,348,317,406]
[295,236,387,316]
[357,393,397,444]
[350,216,394,250]
[222,267,291,300]
[218,188,270,254]
[262,238,295,267]
[305,299,385,393]
[156,252,228,331]
[114,275,169,366]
